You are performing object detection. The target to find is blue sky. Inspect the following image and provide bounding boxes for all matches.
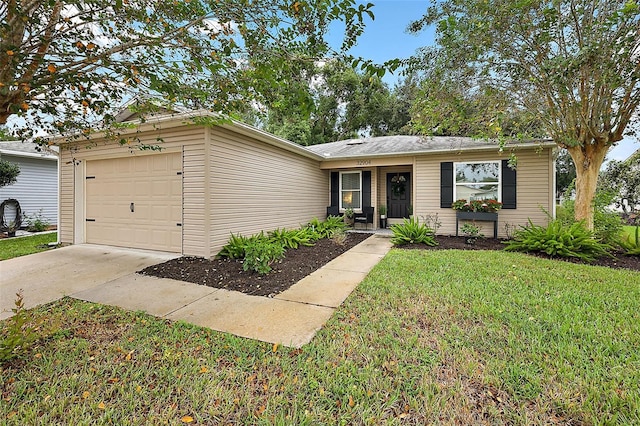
[328,0,638,162]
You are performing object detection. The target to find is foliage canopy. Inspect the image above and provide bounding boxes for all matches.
[409,0,640,227]
[0,0,375,144]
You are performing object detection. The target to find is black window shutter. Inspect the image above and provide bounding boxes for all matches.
[330,172,339,207]
[440,162,454,208]
[362,171,371,207]
[502,160,517,209]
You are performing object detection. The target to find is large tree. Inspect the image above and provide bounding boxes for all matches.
[0,0,373,142]
[249,60,415,146]
[410,0,640,228]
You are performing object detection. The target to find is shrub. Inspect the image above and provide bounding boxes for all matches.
[306,216,346,240]
[331,229,347,245]
[218,233,252,259]
[268,228,314,249]
[504,219,612,262]
[25,209,50,232]
[242,238,285,274]
[390,217,438,246]
[0,292,37,364]
[618,226,640,256]
[420,212,442,234]
[460,222,481,245]
[559,189,623,245]
[219,217,348,272]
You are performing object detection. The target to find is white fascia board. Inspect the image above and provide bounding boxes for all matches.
[0,149,58,160]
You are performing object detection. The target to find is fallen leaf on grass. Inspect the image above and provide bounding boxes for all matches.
[199,366,208,373]
[348,396,355,407]
[98,402,106,410]
[181,415,194,423]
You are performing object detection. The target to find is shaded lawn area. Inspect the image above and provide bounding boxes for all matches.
[0,233,58,261]
[1,249,639,424]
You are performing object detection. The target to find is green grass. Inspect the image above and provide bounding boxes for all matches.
[1,249,639,424]
[0,232,58,260]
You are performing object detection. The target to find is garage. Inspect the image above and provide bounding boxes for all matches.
[85,152,183,252]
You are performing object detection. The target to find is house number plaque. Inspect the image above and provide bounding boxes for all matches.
[357,160,371,166]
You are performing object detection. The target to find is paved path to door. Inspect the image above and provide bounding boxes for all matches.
[1,236,392,347]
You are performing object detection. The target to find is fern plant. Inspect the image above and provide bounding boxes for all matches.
[504,219,612,262]
[390,217,438,246]
[268,228,314,249]
[218,233,252,259]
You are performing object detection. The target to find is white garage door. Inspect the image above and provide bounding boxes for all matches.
[85,153,183,252]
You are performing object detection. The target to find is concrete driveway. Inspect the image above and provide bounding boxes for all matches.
[0,244,179,320]
[0,236,392,347]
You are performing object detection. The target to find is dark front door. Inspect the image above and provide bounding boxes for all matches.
[387,172,411,218]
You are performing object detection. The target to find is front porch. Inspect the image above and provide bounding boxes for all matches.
[325,162,415,230]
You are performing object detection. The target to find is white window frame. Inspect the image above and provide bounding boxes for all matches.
[339,170,362,211]
[453,161,501,202]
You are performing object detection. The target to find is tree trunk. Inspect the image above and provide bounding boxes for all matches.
[567,143,608,230]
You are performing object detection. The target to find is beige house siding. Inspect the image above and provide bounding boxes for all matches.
[208,127,326,256]
[59,149,75,244]
[183,141,208,257]
[414,147,554,238]
[57,122,327,257]
[58,126,206,252]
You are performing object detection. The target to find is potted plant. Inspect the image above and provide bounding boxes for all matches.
[343,208,355,226]
[379,205,387,229]
[460,222,482,245]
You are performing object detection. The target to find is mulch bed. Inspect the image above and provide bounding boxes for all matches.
[404,235,640,271]
[139,233,372,297]
[140,233,640,298]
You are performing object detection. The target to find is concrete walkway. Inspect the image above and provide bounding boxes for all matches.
[1,236,392,348]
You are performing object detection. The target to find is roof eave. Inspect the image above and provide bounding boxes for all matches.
[318,140,556,161]
[50,110,324,161]
[0,149,58,160]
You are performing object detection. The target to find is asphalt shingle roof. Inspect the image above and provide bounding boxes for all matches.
[0,141,57,157]
[306,135,553,159]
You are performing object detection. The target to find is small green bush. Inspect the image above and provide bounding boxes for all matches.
[219,217,348,273]
[559,189,623,245]
[1,292,37,364]
[306,216,346,240]
[268,228,314,249]
[218,233,252,259]
[25,209,50,232]
[618,226,640,256]
[390,217,438,246]
[504,219,612,262]
[242,238,285,274]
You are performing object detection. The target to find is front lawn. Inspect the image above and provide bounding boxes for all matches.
[0,232,58,260]
[1,249,638,424]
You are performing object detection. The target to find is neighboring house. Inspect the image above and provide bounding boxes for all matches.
[52,111,556,257]
[0,141,58,225]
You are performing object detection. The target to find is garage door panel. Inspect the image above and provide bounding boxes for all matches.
[85,153,182,252]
